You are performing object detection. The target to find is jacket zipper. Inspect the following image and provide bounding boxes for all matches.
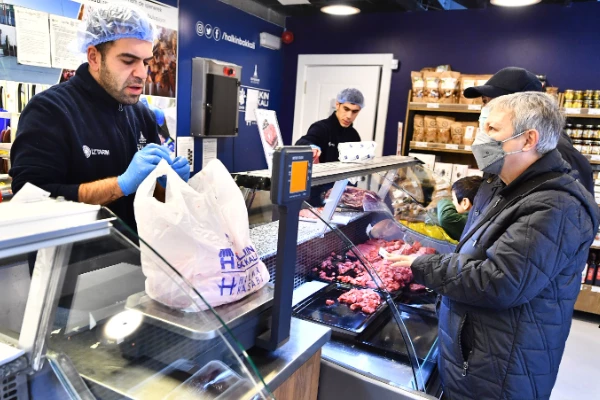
[457,313,472,377]
[118,103,123,112]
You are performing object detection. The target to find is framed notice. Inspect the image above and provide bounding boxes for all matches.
[254,109,283,171]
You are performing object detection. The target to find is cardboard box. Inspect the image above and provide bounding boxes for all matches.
[467,168,483,177]
[408,152,438,171]
[574,284,600,315]
[451,164,469,184]
[433,162,453,182]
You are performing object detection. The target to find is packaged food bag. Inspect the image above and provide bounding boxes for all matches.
[134,159,270,312]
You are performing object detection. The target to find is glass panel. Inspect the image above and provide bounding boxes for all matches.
[5,209,272,400]
[294,163,457,392]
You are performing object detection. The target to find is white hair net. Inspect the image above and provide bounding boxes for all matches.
[76,3,156,53]
[337,88,365,109]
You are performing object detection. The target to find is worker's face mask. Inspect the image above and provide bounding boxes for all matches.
[472,129,527,175]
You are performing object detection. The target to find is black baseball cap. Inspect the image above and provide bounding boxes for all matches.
[463,67,543,99]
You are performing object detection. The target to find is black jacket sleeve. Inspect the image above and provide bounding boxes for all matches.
[411,196,587,310]
[295,121,328,149]
[10,96,80,201]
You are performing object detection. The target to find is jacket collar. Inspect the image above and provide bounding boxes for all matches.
[500,149,570,195]
[70,63,125,111]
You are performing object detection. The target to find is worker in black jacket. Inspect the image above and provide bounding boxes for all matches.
[296,88,364,163]
[461,67,594,237]
[10,3,190,232]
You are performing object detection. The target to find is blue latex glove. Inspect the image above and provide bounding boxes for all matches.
[157,156,191,188]
[118,144,172,196]
[172,156,191,182]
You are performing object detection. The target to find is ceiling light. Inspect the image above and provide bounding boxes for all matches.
[490,0,541,7]
[321,5,361,15]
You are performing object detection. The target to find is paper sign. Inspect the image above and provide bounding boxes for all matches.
[446,144,459,150]
[592,286,600,293]
[14,7,51,68]
[255,109,283,171]
[202,139,217,169]
[465,145,472,151]
[49,15,82,70]
[565,108,581,115]
[426,103,440,109]
[468,104,482,111]
[176,137,194,172]
[414,142,428,148]
[464,126,475,140]
[245,89,259,123]
[589,109,600,115]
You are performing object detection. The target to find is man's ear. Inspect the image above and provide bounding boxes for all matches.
[87,47,101,72]
[523,129,540,152]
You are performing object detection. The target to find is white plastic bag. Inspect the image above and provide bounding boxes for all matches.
[134,159,270,312]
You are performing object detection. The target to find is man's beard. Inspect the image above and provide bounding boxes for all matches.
[99,65,143,105]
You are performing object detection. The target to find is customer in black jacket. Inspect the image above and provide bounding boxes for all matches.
[296,88,364,163]
[10,3,190,232]
[461,67,594,237]
[388,92,599,400]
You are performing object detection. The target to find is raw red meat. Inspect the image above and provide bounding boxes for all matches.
[338,288,381,314]
[263,124,278,148]
[324,187,380,209]
[313,238,436,292]
[299,208,323,219]
[325,299,335,306]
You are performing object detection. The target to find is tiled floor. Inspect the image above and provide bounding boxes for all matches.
[551,311,600,399]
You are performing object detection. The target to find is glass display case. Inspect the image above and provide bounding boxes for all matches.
[0,201,274,400]
[238,155,458,397]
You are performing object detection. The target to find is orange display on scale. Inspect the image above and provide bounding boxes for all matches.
[289,161,309,193]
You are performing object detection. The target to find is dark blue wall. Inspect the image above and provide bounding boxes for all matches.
[177,0,283,172]
[281,2,600,156]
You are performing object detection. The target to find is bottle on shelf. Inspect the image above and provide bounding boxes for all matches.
[595,258,600,287]
[585,251,597,285]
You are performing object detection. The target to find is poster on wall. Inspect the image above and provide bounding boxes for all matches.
[14,6,51,67]
[49,15,81,71]
[254,109,283,172]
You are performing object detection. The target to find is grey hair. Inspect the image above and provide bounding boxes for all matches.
[485,92,564,155]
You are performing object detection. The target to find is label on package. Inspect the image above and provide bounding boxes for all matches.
[464,126,475,140]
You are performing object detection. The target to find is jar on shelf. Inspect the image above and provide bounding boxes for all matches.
[594,90,600,101]
[574,124,584,139]
[582,140,592,155]
[573,139,583,152]
[593,101,600,109]
[564,100,574,108]
[591,142,600,156]
[585,90,594,101]
[584,125,594,139]
[575,90,584,101]
[592,127,600,141]
[564,90,575,100]
[565,124,574,138]
[573,100,583,108]
[584,100,593,109]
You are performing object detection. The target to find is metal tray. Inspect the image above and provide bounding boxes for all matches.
[292,283,387,339]
[357,308,438,362]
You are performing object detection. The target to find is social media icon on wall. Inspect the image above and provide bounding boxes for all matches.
[205,24,213,39]
[214,27,222,41]
[196,21,204,36]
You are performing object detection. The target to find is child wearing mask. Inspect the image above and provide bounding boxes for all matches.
[437,176,483,241]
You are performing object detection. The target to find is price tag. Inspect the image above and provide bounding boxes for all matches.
[464,126,475,140]
[464,145,472,151]
[565,108,581,115]
[581,284,584,291]
[446,144,459,150]
[414,142,428,148]
[590,155,600,162]
[592,286,600,293]
[589,109,600,115]
[468,104,482,111]
[426,103,440,109]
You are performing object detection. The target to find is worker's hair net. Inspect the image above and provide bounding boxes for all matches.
[337,88,365,109]
[76,3,156,53]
